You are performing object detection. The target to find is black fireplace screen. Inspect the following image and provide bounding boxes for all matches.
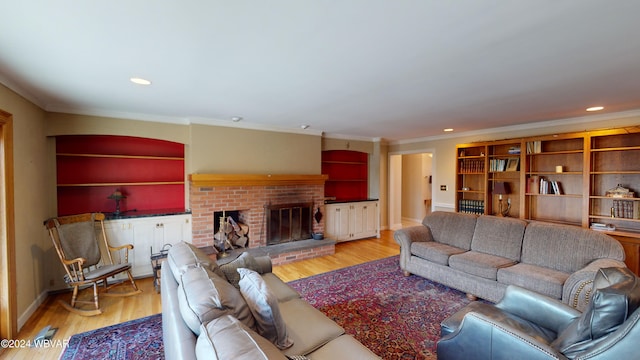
[266,203,313,245]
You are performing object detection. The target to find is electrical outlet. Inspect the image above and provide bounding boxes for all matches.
[440,185,447,191]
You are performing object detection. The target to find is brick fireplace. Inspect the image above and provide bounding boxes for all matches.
[188,174,334,264]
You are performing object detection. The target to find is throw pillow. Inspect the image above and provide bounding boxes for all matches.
[220,252,260,288]
[238,267,294,350]
[552,267,640,358]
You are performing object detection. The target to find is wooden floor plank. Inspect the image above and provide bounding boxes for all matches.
[2,230,400,360]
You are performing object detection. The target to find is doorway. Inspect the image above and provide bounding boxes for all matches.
[0,109,16,341]
[389,150,434,230]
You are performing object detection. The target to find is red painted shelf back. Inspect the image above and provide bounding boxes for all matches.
[322,150,368,201]
[56,135,185,216]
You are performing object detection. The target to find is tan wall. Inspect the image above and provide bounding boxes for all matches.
[189,124,321,174]
[45,112,190,144]
[0,84,52,329]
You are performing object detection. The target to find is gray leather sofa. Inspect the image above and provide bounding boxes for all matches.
[161,241,380,360]
[437,267,640,360]
[394,212,627,310]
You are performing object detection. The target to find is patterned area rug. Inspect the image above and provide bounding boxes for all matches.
[287,256,473,359]
[60,313,163,360]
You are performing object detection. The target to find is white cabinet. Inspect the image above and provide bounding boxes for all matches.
[325,201,379,242]
[104,214,192,277]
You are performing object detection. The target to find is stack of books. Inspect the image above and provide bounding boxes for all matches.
[590,223,616,232]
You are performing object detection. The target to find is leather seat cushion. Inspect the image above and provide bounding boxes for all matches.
[279,298,345,357]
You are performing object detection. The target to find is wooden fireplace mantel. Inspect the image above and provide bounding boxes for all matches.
[189,174,328,187]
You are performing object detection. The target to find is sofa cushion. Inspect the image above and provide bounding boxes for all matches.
[167,241,224,282]
[238,268,294,350]
[177,265,255,335]
[470,216,526,262]
[449,251,516,280]
[497,263,568,300]
[552,267,640,357]
[521,222,624,273]
[196,315,288,360]
[279,298,346,357]
[220,252,262,288]
[411,241,467,266]
[422,212,477,250]
[307,334,381,359]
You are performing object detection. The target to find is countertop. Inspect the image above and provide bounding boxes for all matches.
[324,198,379,204]
[105,208,191,220]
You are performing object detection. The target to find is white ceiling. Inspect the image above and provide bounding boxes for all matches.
[2,1,640,141]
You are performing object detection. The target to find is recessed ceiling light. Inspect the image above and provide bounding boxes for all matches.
[443,128,454,132]
[231,116,242,122]
[586,106,604,112]
[130,77,152,85]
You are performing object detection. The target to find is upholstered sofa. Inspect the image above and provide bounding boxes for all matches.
[394,211,627,310]
[437,267,640,360]
[161,241,380,360]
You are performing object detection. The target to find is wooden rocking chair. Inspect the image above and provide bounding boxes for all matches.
[45,213,141,316]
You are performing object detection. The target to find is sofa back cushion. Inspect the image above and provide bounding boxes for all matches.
[167,241,225,282]
[177,266,255,335]
[521,222,624,273]
[422,212,477,250]
[471,216,527,261]
[196,315,288,360]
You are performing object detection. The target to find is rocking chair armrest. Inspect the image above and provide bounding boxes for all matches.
[62,257,86,267]
[109,243,134,252]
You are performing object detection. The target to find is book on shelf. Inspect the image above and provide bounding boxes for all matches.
[612,199,640,219]
[536,177,562,195]
[590,223,616,232]
[458,199,485,215]
[526,141,542,154]
[459,159,484,173]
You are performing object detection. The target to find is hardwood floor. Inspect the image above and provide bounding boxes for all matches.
[1,229,400,360]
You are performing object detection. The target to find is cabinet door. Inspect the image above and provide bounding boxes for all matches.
[325,204,351,241]
[132,220,156,277]
[352,202,379,239]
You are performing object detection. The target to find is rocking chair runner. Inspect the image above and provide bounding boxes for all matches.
[45,212,141,316]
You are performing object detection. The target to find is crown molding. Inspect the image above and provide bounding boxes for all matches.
[389,109,640,146]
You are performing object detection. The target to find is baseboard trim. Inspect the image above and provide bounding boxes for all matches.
[18,289,48,331]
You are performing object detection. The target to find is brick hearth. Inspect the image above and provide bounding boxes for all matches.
[188,174,333,265]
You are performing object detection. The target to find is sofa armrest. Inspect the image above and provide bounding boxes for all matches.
[496,286,580,333]
[394,226,433,272]
[437,311,569,360]
[253,255,273,273]
[562,259,628,311]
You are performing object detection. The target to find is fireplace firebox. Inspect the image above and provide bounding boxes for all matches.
[266,202,313,245]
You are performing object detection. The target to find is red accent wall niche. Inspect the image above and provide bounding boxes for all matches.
[56,135,185,216]
[321,150,368,201]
